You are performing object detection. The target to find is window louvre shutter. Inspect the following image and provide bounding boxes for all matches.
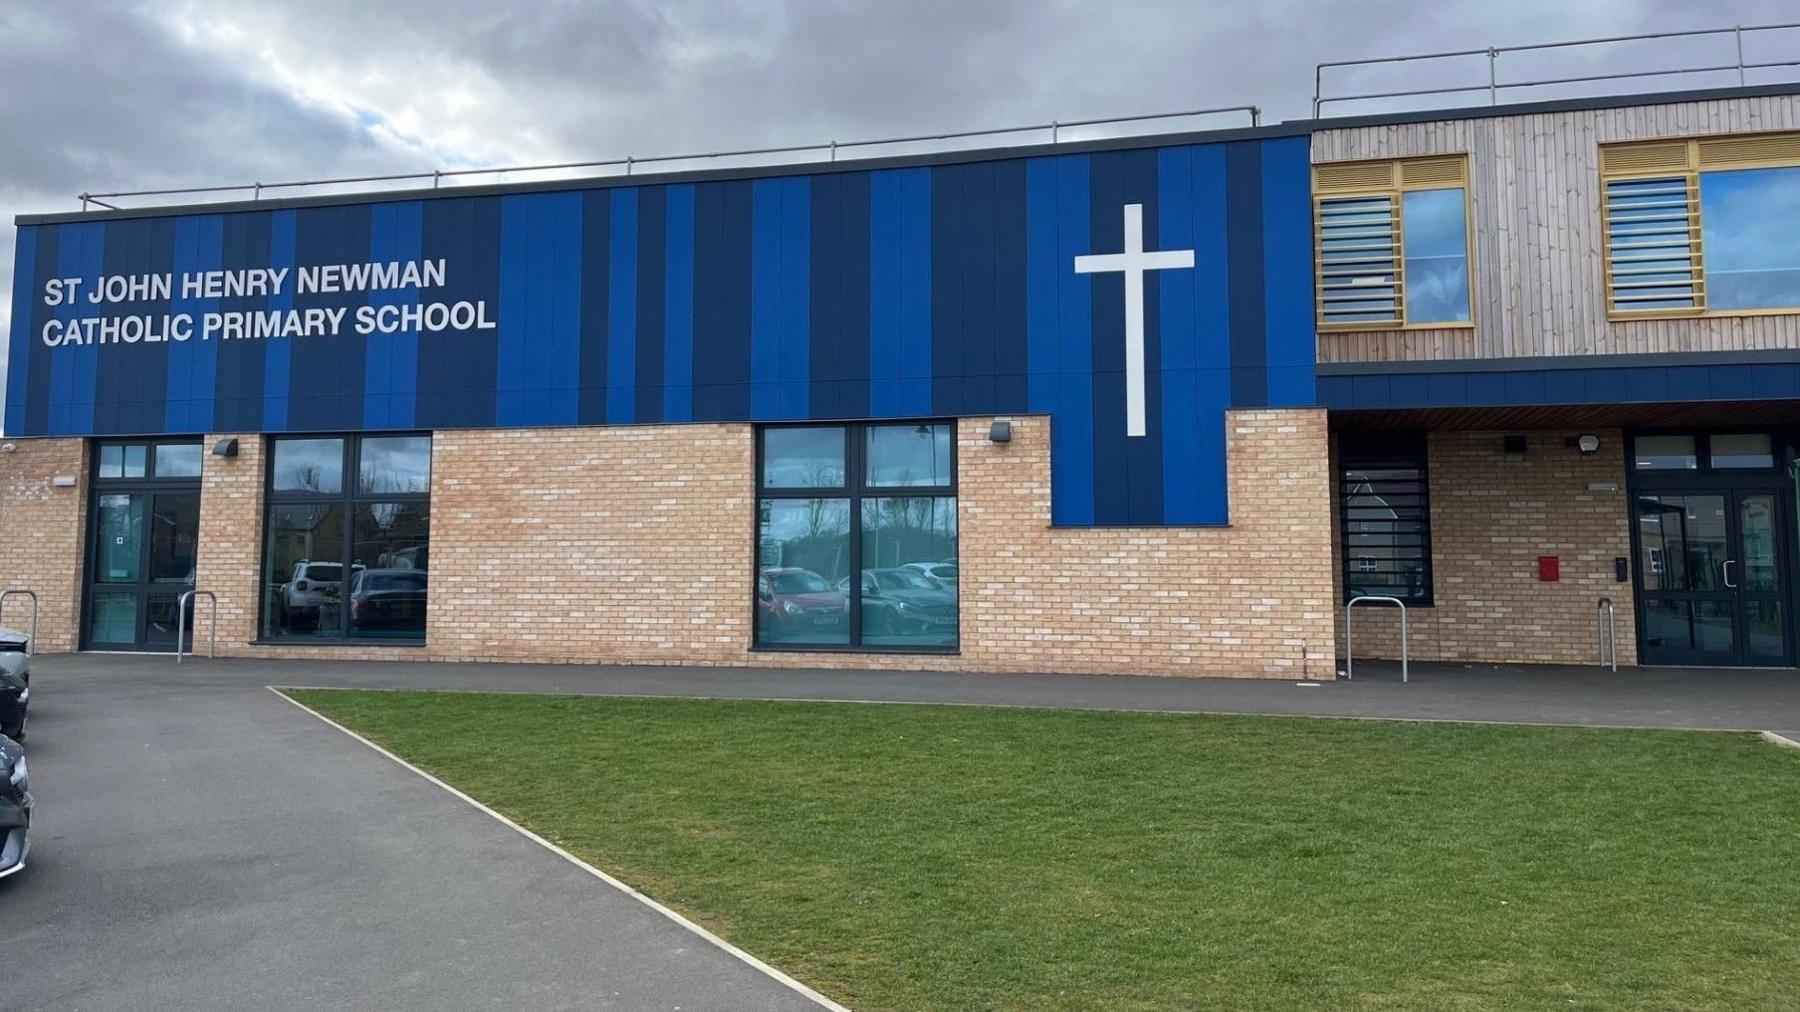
[1600,141,1692,175]
[1603,175,1702,313]
[1697,133,1800,168]
[1399,157,1464,188]
[1314,161,1397,194]
[1316,193,1402,327]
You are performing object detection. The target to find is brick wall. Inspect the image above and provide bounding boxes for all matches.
[0,438,86,651]
[1333,429,1637,667]
[188,408,1336,678]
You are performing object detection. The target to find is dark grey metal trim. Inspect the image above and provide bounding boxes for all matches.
[18,82,1800,226]
[1318,348,1800,377]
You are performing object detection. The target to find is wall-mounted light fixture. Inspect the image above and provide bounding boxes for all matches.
[212,437,239,458]
[988,421,1012,444]
[1576,433,1600,456]
[1502,434,1528,455]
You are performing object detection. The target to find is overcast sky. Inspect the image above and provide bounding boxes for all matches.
[3,0,1796,407]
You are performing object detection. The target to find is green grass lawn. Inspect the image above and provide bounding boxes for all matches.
[286,690,1800,1011]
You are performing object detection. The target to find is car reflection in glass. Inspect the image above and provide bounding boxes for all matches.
[857,567,957,639]
[349,569,428,633]
[758,568,850,636]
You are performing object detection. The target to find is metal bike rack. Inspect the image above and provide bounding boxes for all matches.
[1345,595,1409,683]
[0,590,38,656]
[177,590,217,663]
[1596,597,1618,672]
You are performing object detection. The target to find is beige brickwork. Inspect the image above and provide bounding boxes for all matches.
[1333,429,1637,667]
[422,410,1336,677]
[0,438,86,651]
[184,409,1336,677]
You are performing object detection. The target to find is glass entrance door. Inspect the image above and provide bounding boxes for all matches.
[83,441,203,651]
[1635,489,1790,665]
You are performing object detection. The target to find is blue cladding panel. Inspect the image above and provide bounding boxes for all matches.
[6,134,1319,527]
[1319,360,1800,411]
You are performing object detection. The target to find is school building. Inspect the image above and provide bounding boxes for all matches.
[5,39,1800,677]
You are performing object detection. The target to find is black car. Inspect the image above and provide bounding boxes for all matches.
[0,670,25,743]
[0,735,29,881]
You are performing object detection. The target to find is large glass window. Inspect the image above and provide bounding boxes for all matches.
[756,422,957,651]
[1315,155,1472,329]
[1701,166,1800,310]
[262,435,430,641]
[1602,135,1800,315]
[1339,434,1433,605]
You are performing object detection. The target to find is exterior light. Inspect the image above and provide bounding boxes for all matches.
[212,438,239,457]
[1577,434,1600,455]
[988,421,1012,444]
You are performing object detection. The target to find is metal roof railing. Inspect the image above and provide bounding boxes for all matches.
[73,104,1260,212]
[1314,22,1800,117]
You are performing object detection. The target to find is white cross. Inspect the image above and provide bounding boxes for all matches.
[1074,203,1195,438]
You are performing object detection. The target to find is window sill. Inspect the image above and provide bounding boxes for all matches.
[749,644,961,657]
[249,638,427,648]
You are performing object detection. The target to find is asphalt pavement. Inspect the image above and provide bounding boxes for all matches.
[0,659,826,1012]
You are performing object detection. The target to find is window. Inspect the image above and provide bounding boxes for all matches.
[261,435,430,641]
[1602,133,1800,316]
[1633,432,1775,472]
[756,422,957,651]
[1339,434,1432,605]
[1314,156,1472,329]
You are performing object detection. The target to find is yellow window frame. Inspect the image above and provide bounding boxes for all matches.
[1313,155,1474,333]
[1601,131,1800,321]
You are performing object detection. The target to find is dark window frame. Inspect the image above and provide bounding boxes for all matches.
[259,433,432,643]
[81,437,204,651]
[1339,434,1434,607]
[753,421,959,653]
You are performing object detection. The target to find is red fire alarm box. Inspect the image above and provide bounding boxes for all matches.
[1538,556,1560,582]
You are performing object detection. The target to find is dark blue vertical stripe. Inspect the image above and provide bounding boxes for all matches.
[634,186,667,422]
[1225,141,1267,408]
[211,212,271,433]
[289,206,370,431]
[1052,155,1094,526]
[808,172,869,420]
[607,188,638,424]
[364,201,423,429]
[868,167,931,417]
[3,225,36,437]
[414,199,497,430]
[499,193,582,427]
[1261,135,1317,406]
[23,226,61,437]
[692,180,752,421]
[991,160,1029,414]
[49,223,105,435]
[662,184,694,421]
[1086,153,1129,524]
[94,217,175,435]
[1123,149,1164,526]
[262,210,297,431]
[578,190,612,424]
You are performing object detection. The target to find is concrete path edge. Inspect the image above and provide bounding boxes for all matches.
[269,687,852,1012]
[1760,730,1800,751]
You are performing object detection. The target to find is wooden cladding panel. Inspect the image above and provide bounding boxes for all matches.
[1314,94,1800,363]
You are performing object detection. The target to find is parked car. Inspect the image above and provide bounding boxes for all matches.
[0,735,28,881]
[349,568,429,631]
[902,561,959,589]
[0,671,24,743]
[758,568,848,634]
[279,561,362,630]
[0,625,28,685]
[860,567,957,636]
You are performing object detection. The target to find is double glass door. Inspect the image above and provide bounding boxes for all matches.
[86,488,201,651]
[1635,489,1788,665]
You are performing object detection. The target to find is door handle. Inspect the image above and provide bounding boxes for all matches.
[1723,559,1737,589]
